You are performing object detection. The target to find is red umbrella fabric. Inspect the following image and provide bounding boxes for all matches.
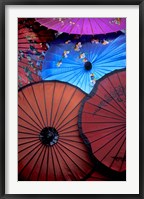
[18,81,94,181]
[18,18,56,88]
[78,69,126,173]
[36,18,126,35]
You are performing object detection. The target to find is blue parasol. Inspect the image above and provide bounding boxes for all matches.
[42,34,126,94]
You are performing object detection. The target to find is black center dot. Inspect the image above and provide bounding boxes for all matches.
[84,61,92,71]
[39,127,59,146]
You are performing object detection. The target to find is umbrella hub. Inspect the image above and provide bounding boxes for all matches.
[39,127,59,146]
[84,61,92,71]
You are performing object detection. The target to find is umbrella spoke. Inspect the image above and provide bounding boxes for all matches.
[18,140,40,154]
[43,83,48,126]
[19,116,41,132]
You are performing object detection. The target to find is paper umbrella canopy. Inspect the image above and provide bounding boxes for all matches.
[18,81,96,181]
[36,18,126,35]
[42,34,126,94]
[78,69,126,173]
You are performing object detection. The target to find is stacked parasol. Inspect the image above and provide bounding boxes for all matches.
[18,17,126,181]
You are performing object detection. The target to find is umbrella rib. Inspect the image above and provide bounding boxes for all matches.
[18,140,40,154]
[53,146,66,181]
[58,123,77,134]
[58,139,88,153]
[109,137,126,169]
[93,128,125,154]
[54,88,77,128]
[18,115,41,132]
[100,18,117,32]
[50,82,56,127]
[19,144,44,179]
[19,136,39,140]
[107,76,126,110]
[98,84,125,116]
[69,18,80,34]
[18,142,42,164]
[117,72,126,98]
[52,84,67,127]
[87,101,125,120]
[18,105,42,130]
[119,150,126,171]
[88,18,94,36]
[18,138,39,147]
[46,147,50,181]
[27,145,46,180]
[81,121,125,124]
[18,124,39,134]
[21,90,44,128]
[100,132,125,165]
[58,142,92,169]
[37,146,47,181]
[60,129,79,135]
[90,125,125,144]
[59,137,83,144]
[84,123,125,134]
[31,85,46,127]
[83,111,125,122]
[43,82,48,127]
[55,144,77,180]
[94,19,105,34]
[19,131,38,136]
[56,115,78,132]
[51,147,57,181]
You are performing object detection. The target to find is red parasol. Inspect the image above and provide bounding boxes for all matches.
[18,18,56,88]
[18,81,94,181]
[78,69,126,174]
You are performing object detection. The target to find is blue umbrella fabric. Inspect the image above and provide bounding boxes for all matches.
[42,34,126,94]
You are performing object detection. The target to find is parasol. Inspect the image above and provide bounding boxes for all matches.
[36,18,126,35]
[18,18,56,88]
[42,34,126,94]
[18,81,94,181]
[78,69,126,173]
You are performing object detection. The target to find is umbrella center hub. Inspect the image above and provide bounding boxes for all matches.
[39,127,59,146]
[84,61,92,71]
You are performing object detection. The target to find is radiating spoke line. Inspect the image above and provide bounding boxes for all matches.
[19,131,38,136]
[18,105,43,130]
[53,146,66,181]
[46,147,50,181]
[87,101,125,120]
[31,85,46,127]
[56,115,78,132]
[51,147,57,181]
[120,151,126,171]
[50,82,56,127]
[54,88,77,128]
[18,138,39,147]
[109,137,126,169]
[19,116,41,132]
[27,145,46,180]
[107,76,126,110]
[88,18,94,35]
[60,129,79,135]
[101,132,125,163]
[56,143,86,177]
[83,111,125,122]
[18,124,39,133]
[59,137,83,144]
[37,146,47,180]
[69,18,80,34]
[19,136,39,139]
[55,144,77,180]
[21,90,44,128]
[81,121,125,124]
[52,84,67,127]
[91,125,125,144]
[57,141,92,167]
[94,128,125,154]
[43,83,48,127]
[18,140,40,154]
[18,142,42,163]
[58,123,77,133]
[84,123,125,134]
[58,139,88,153]
[19,144,44,179]
[117,72,126,98]
[94,89,125,118]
